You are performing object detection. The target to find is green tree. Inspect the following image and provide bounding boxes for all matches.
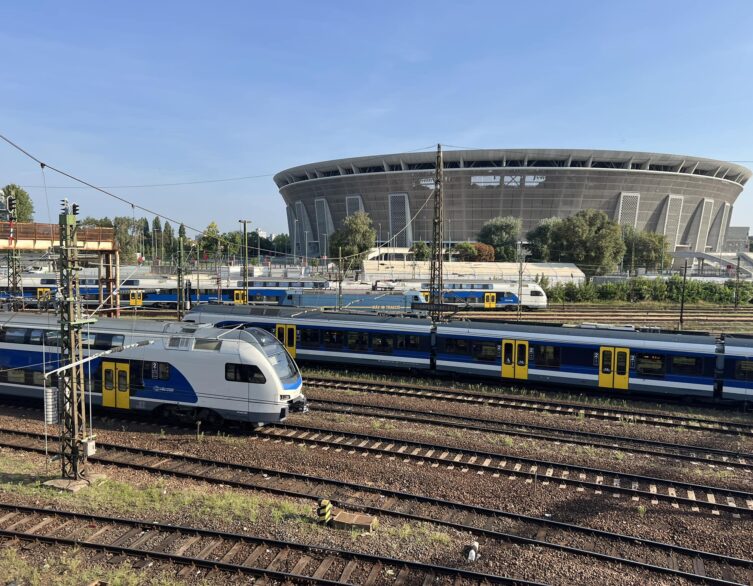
[272,233,290,255]
[622,227,670,272]
[477,216,521,261]
[549,210,626,278]
[163,221,175,259]
[2,184,34,222]
[330,211,376,261]
[199,221,220,256]
[80,216,113,227]
[452,242,477,261]
[410,241,430,261]
[526,217,562,262]
[113,216,139,262]
[178,223,186,241]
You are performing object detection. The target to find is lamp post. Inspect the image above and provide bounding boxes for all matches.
[304,230,309,269]
[293,219,299,265]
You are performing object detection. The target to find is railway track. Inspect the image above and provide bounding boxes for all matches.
[305,376,753,436]
[0,428,750,584]
[308,398,753,471]
[258,422,753,517]
[0,502,516,585]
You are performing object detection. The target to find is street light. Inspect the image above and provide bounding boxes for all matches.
[304,230,309,269]
[238,220,251,305]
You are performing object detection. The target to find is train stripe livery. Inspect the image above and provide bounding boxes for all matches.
[0,313,306,425]
[186,305,753,403]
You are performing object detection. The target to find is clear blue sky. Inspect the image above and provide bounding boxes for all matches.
[1,0,752,237]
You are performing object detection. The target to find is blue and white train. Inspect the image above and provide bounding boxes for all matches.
[395,281,548,310]
[0,313,306,425]
[185,305,753,403]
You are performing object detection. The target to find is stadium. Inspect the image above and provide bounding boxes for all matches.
[274,149,751,259]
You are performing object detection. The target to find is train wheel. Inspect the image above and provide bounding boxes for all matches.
[197,408,223,430]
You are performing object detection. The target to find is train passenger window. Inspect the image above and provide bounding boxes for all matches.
[104,369,114,390]
[159,363,170,380]
[670,356,702,376]
[601,350,612,374]
[615,352,628,376]
[472,342,499,362]
[299,329,320,348]
[44,330,60,346]
[323,331,345,348]
[734,360,753,381]
[371,334,394,354]
[347,332,369,351]
[444,339,470,355]
[635,354,665,377]
[142,361,171,381]
[130,362,144,388]
[503,342,514,365]
[225,363,266,384]
[28,329,44,345]
[535,345,560,369]
[396,335,421,351]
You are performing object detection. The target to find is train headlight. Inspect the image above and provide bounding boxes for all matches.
[281,394,291,401]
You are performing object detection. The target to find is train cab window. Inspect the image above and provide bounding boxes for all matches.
[601,350,612,374]
[635,353,665,377]
[734,360,753,381]
[670,356,702,376]
[371,334,394,354]
[503,342,514,365]
[28,329,44,345]
[323,330,345,348]
[472,342,499,362]
[299,328,320,348]
[396,335,421,351]
[3,328,27,344]
[225,363,266,384]
[535,345,560,369]
[530,290,544,297]
[347,332,369,352]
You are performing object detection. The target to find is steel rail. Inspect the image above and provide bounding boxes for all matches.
[259,422,753,516]
[0,428,748,584]
[0,502,526,585]
[309,398,753,470]
[305,376,753,436]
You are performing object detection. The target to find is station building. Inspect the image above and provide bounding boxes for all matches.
[274,149,750,259]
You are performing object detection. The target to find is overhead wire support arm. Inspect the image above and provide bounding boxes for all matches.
[428,143,444,323]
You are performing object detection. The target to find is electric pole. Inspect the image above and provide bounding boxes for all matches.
[6,193,22,309]
[239,220,250,304]
[679,259,688,331]
[428,143,444,323]
[338,246,343,310]
[177,236,185,319]
[517,241,528,322]
[735,254,741,310]
[58,199,96,480]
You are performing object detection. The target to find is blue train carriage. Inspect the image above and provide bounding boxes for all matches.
[0,313,305,425]
[721,335,753,402]
[409,281,547,310]
[435,321,719,398]
[185,305,433,370]
[281,289,425,313]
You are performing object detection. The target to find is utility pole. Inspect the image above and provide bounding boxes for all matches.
[58,199,96,480]
[679,259,688,331]
[6,193,22,309]
[239,220,250,304]
[338,246,343,310]
[735,254,741,310]
[428,143,444,323]
[517,241,528,322]
[176,236,185,319]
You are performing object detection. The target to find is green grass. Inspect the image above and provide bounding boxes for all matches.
[0,547,189,586]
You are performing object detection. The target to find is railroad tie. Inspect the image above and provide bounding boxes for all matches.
[173,535,202,556]
[290,554,312,575]
[311,557,336,579]
[266,548,290,571]
[363,562,383,586]
[242,544,267,567]
[339,559,359,582]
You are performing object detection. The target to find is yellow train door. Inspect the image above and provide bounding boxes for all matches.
[501,339,528,380]
[129,290,143,306]
[599,347,629,390]
[37,288,51,301]
[102,361,116,407]
[234,289,247,304]
[276,324,297,358]
[116,363,130,409]
[484,293,497,309]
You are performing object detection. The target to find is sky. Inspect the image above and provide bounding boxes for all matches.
[1,0,752,238]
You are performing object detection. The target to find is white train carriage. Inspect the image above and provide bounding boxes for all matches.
[0,313,305,425]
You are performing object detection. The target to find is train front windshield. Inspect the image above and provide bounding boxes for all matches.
[241,327,300,382]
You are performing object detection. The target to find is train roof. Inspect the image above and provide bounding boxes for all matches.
[0,312,229,339]
[187,304,431,329]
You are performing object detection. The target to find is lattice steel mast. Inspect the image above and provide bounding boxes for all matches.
[6,193,22,308]
[58,199,95,479]
[428,144,444,323]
